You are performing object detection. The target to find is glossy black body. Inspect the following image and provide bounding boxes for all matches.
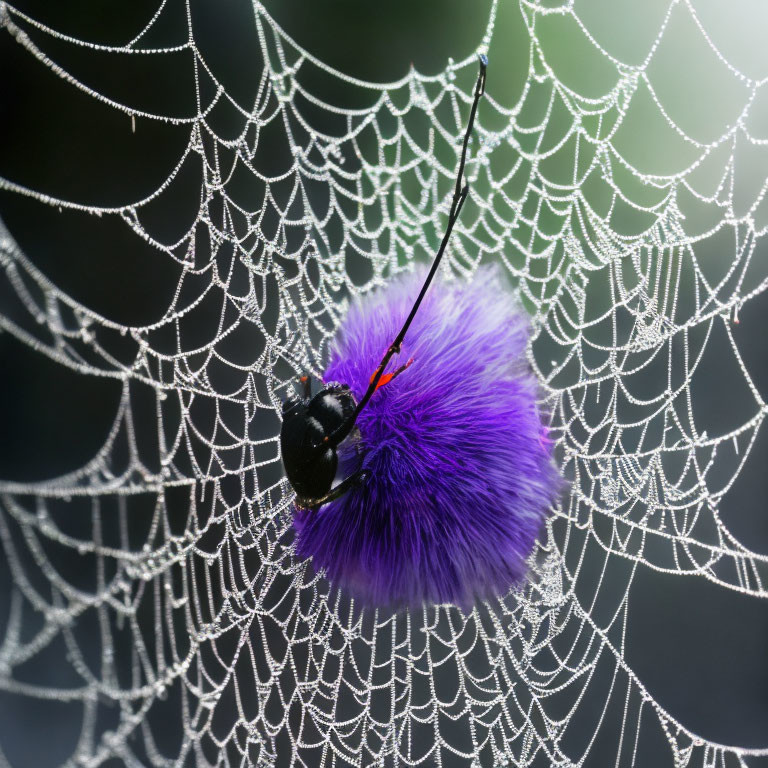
[280,384,358,504]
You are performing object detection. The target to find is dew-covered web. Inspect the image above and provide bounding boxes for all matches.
[1,0,768,765]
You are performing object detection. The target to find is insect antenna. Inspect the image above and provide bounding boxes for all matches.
[306,55,488,458]
[352,54,488,419]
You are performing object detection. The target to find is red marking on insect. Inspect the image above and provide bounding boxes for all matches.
[374,373,395,390]
[370,358,415,391]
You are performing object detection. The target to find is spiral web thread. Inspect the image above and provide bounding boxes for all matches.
[0,0,767,765]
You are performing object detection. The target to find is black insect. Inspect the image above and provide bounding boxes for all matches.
[280,55,488,510]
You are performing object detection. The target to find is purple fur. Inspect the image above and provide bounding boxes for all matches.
[292,265,561,610]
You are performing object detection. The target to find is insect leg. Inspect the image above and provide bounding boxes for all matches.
[299,373,312,399]
[297,469,371,510]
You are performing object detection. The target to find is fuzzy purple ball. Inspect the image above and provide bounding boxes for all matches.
[292,265,561,610]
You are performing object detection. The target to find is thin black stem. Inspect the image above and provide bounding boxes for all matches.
[351,54,487,421]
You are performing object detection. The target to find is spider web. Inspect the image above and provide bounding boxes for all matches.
[0,0,767,765]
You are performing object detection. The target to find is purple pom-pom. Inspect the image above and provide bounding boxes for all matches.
[293,265,561,610]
